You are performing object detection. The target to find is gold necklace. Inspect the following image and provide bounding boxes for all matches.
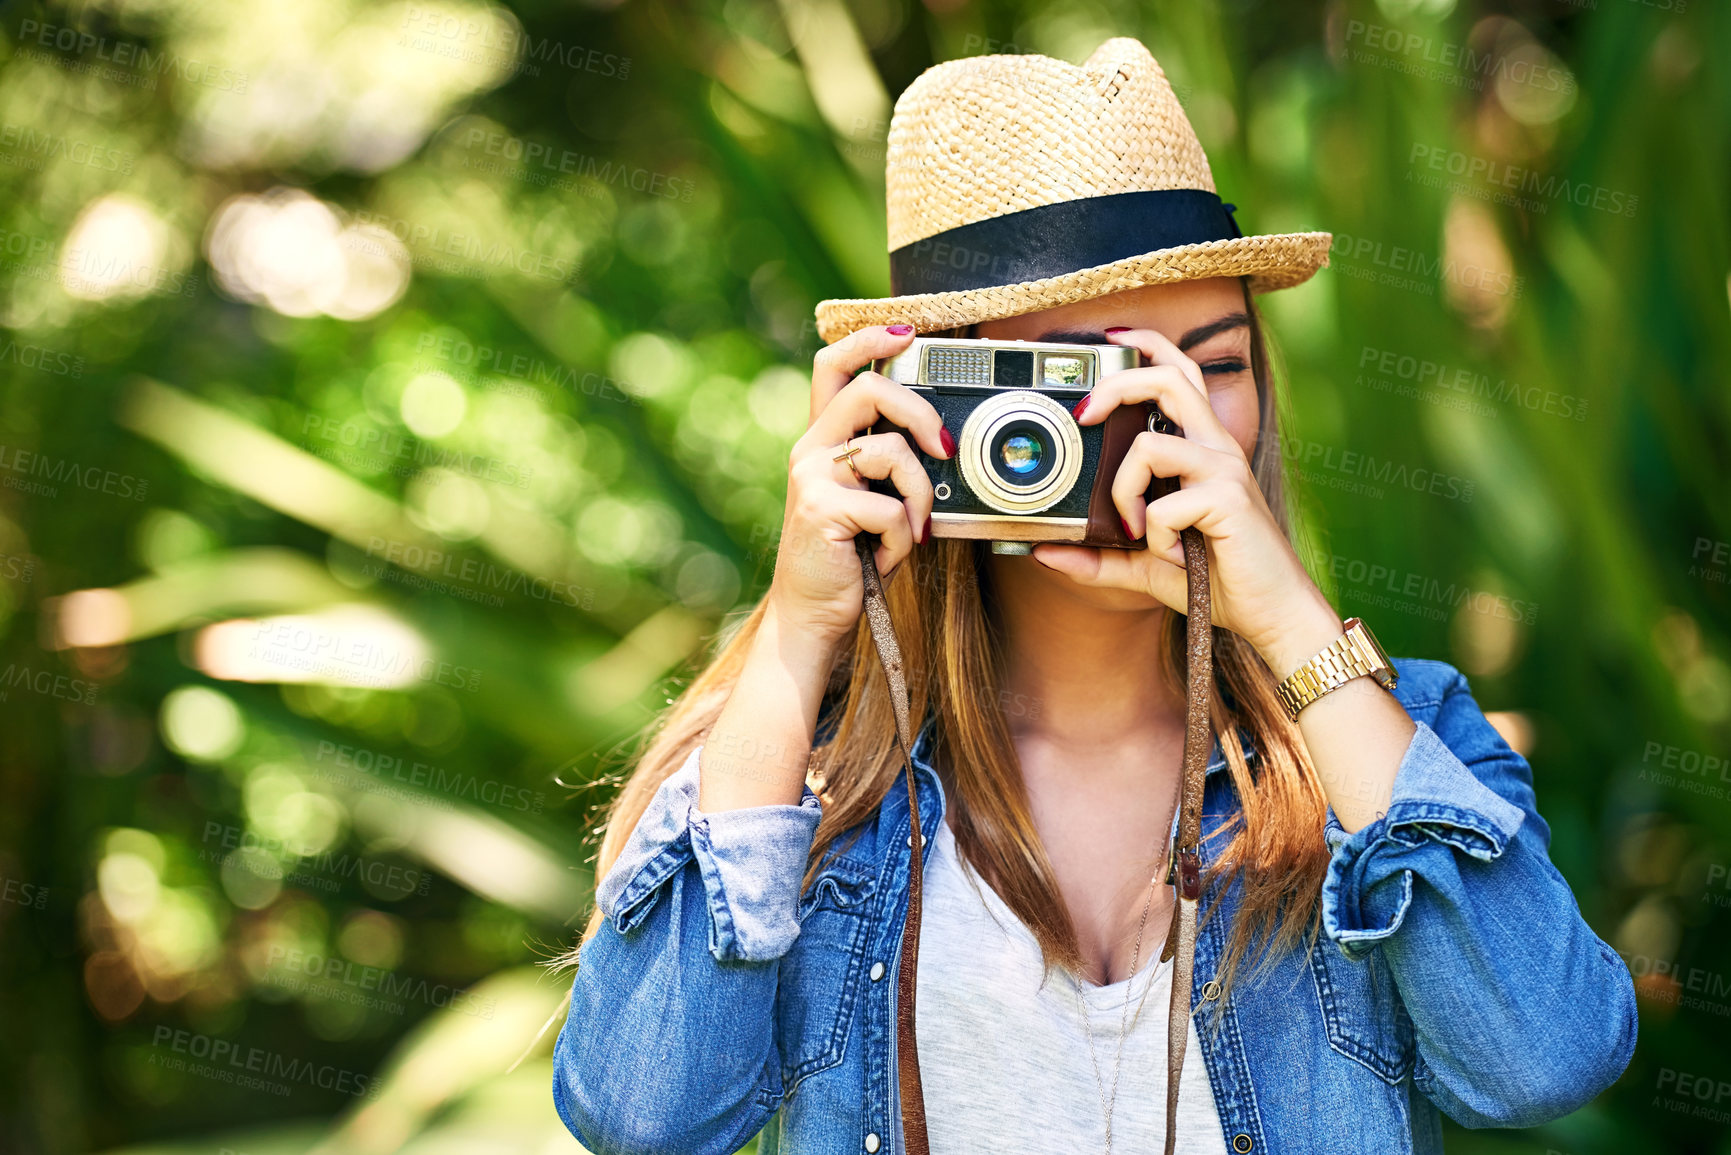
[1072,773,1181,1155]
[1073,868,1163,1155]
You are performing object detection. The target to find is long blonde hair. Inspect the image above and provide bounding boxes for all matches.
[566,285,1329,998]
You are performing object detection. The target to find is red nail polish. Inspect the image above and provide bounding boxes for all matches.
[921,513,932,543]
[1070,395,1090,420]
[1120,515,1137,539]
[887,323,914,335]
[1104,326,1131,335]
[939,425,957,457]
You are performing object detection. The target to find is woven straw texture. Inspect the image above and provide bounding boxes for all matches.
[885,37,1215,250]
[814,37,1332,344]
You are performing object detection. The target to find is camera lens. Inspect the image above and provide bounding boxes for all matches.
[991,420,1056,486]
[1001,434,1040,474]
[956,391,1083,515]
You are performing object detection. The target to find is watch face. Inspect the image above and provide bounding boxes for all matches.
[1347,618,1399,689]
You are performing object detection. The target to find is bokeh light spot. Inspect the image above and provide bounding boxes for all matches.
[160,686,245,763]
[401,371,468,437]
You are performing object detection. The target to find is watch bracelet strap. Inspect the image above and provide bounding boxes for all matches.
[1275,622,1382,720]
[855,530,1213,1155]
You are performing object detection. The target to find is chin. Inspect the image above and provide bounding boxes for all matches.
[996,553,1166,612]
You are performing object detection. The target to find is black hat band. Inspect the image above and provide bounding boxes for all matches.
[888,189,1243,297]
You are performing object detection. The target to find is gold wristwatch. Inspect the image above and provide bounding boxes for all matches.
[1275,617,1398,720]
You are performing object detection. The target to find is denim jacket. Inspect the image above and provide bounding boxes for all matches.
[553,658,1637,1155]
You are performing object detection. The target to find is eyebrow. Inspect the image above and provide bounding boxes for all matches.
[1037,312,1250,352]
[1176,312,1250,352]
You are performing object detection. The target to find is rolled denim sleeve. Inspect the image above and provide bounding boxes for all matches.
[1321,720,1527,956]
[1318,665,1637,1129]
[598,744,823,963]
[555,744,823,1155]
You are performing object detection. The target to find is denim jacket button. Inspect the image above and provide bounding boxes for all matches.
[865,1132,881,1152]
[870,961,886,981]
[907,832,926,848]
[1232,1135,1253,1153]
[1202,980,1222,1002]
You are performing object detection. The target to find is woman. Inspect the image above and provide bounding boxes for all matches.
[552,37,1636,1155]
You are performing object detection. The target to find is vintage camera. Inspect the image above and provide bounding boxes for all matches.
[868,337,1181,554]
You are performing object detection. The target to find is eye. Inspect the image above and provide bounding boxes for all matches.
[1200,358,1247,376]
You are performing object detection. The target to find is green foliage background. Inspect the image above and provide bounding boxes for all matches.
[0,0,1727,1151]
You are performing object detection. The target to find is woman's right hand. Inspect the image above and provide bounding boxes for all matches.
[769,324,954,647]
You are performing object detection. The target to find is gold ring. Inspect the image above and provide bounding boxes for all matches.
[833,437,865,482]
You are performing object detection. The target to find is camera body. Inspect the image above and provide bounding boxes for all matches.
[868,337,1180,554]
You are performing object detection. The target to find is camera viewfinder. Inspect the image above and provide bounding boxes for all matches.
[1039,353,1090,390]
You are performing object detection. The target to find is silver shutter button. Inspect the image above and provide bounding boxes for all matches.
[865,1132,881,1152]
[870,961,886,981]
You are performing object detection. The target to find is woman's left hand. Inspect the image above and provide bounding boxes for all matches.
[1029,326,1344,680]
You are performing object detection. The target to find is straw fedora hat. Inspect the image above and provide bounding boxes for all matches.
[813,37,1332,344]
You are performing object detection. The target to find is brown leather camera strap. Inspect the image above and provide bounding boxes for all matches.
[854,537,931,1155]
[1158,524,1213,1155]
[854,527,1212,1155]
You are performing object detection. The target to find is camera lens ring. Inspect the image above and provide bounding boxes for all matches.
[956,390,1084,514]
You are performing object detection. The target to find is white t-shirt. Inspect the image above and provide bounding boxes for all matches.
[915,816,1230,1155]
